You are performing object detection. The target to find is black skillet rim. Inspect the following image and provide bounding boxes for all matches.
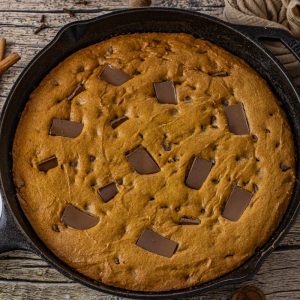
[0,7,300,299]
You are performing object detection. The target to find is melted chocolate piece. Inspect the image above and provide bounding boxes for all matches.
[169,108,178,115]
[136,228,178,257]
[208,71,229,77]
[110,116,129,129]
[153,81,177,104]
[50,119,83,138]
[98,182,118,203]
[185,157,213,190]
[61,204,99,229]
[178,216,200,225]
[67,83,85,101]
[52,224,60,232]
[280,163,290,172]
[38,156,58,172]
[89,155,96,162]
[100,64,132,86]
[126,146,160,174]
[224,103,250,135]
[222,184,253,221]
[162,142,171,152]
[69,160,78,167]
[116,178,123,185]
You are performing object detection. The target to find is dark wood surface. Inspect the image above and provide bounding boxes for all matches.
[0,1,299,299]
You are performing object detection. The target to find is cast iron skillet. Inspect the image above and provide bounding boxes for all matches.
[0,8,300,299]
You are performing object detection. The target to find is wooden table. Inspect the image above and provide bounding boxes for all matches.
[0,1,299,299]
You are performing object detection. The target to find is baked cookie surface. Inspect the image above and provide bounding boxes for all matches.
[13,33,295,292]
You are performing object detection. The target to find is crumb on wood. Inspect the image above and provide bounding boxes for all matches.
[75,0,88,4]
[40,14,46,23]
[34,23,48,35]
[129,0,152,7]
[63,8,76,18]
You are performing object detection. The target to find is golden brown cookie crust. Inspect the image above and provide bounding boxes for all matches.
[13,33,295,292]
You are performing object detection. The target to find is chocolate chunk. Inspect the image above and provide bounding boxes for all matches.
[222,99,229,106]
[98,182,118,203]
[184,95,192,102]
[52,224,60,232]
[222,184,253,221]
[169,108,178,115]
[99,64,132,86]
[89,155,96,162]
[114,257,120,264]
[162,142,171,152]
[224,103,250,135]
[252,134,258,142]
[154,81,177,104]
[208,71,229,77]
[280,163,290,172]
[38,155,58,172]
[110,116,129,129]
[67,83,85,101]
[69,160,78,167]
[252,183,259,193]
[210,115,217,124]
[61,204,99,230]
[104,46,113,57]
[178,216,200,225]
[50,119,83,138]
[116,178,123,185]
[126,146,160,174]
[136,228,178,257]
[185,157,213,190]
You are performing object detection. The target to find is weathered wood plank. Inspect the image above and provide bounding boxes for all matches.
[0,250,299,299]
[280,215,300,246]
[0,250,44,260]
[0,9,223,33]
[0,11,110,28]
[0,8,223,28]
[0,252,69,284]
[0,0,224,11]
[0,7,224,46]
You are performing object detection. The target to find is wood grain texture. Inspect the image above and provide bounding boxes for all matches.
[0,249,299,300]
[0,0,299,299]
[0,0,224,10]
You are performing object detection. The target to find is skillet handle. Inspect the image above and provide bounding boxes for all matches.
[232,25,300,89]
[0,193,32,253]
[233,25,300,61]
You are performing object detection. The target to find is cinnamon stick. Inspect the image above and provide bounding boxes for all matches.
[0,38,6,61]
[0,52,21,75]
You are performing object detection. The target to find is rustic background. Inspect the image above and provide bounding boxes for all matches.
[0,0,299,299]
